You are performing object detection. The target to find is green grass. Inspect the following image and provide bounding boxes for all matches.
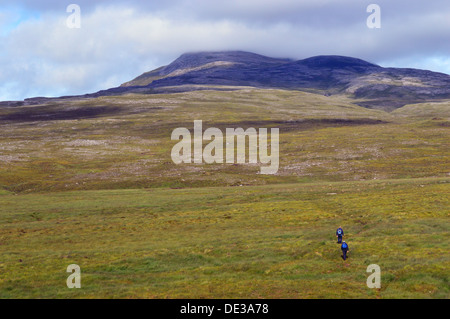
[392,100,450,119]
[0,178,448,298]
[0,87,448,298]
[0,89,448,193]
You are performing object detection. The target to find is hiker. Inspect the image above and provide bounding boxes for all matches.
[341,241,349,260]
[336,226,344,243]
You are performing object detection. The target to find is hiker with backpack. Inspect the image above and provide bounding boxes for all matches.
[341,241,349,260]
[336,226,344,243]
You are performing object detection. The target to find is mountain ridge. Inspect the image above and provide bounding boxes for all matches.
[2,51,450,111]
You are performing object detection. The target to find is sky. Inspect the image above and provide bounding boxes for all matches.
[0,0,449,101]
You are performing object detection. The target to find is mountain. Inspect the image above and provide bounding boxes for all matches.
[3,51,450,111]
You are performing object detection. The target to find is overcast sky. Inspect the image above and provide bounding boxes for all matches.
[0,0,449,101]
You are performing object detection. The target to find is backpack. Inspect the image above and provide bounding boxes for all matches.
[337,229,342,235]
[342,242,348,249]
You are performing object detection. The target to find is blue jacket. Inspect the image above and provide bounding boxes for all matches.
[336,228,344,236]
[341,242,348,250]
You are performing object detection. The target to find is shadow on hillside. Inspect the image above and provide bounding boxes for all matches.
[138,118,389,137]
[0,106,123,122]
[199,118,389,132]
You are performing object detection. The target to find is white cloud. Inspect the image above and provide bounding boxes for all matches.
[0,1,449,101]
[380,56,450,75]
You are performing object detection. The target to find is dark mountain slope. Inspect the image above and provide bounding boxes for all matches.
[118,52,450,110]
[2,51,450,111]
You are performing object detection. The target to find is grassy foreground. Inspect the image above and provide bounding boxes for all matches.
[0,88,448,298]
[0,177,448,298]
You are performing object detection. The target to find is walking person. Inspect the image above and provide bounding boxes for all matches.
[341,241,349,260]
[336,226,344,243]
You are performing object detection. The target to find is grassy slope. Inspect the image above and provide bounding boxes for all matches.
[0,178,448,298]
[0,88,448,298]
[0,89,448,193]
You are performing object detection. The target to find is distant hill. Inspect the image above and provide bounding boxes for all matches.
[3,51,450,111]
